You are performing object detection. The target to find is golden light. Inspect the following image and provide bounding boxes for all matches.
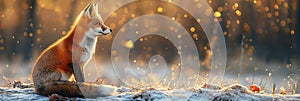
[291,30,295,35]
[267,13,272,18]
[29,23,33,28]
[177,63,181,66]
[177,34,182,39]
[112,50,118,56]
[217,7,223,12]
[131,14,135,18]
[253,0,257,4]
[232,3,239,10]
[280,20,286,27]
[235,10,242,16]
[157,7,163,13]
[29,33,33,37]
[197,19,201,23]
[283,2,289,8]
[139,38,144,42]
[190,27,195,32]
[264,7,269,12]
[243,23,250,31]
[214,11,221,17]
[184,14,188,18]
[236,20,240,24]
[274,4,279,9]
[171,17,175,20]
[135,31,139,34]
[274,11,279,16]
[193,33,198,40]
[24,32,28,36]
[36,29,41,34]
[234,3,239,8]
[124,40,134,49]
[61,31,66,35]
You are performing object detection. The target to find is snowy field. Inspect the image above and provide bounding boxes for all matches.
[1,84,300,101]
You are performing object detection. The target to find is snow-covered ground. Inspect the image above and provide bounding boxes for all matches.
[1,84,300,101]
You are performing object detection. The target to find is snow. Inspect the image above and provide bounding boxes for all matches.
[1,84,300,101]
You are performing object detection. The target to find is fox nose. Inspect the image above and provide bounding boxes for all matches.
[101,28,112,35]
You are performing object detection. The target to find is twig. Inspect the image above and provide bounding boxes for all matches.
[2,76,12,87]
[272,83,276,94]
[239,33,246,83]
[11,81,34,89]
[94,77,104,84]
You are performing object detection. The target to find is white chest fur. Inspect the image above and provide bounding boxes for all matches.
[79,28,98,63]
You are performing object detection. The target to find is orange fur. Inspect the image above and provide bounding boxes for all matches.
[31,1,115,97]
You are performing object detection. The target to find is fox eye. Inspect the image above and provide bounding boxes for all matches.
[95,22,101,25]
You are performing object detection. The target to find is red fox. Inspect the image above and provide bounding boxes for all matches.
[31,1,116,98]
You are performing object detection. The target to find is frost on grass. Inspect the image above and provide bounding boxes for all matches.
[1,84,300,101]
[0,87,48,101]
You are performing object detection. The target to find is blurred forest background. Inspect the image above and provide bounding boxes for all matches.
[0,0,299,93]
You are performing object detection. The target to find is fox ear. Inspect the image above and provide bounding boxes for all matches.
[84,1,99,17]
[94,2,99,12]
[92,2,99,13]
[84,2,93,17]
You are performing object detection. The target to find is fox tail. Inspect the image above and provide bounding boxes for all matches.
[36,81,117,98]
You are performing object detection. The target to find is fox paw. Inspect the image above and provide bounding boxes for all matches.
[78,83,117,98]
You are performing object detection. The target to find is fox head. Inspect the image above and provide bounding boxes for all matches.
[85,2,112,35]
[75,1,112,37]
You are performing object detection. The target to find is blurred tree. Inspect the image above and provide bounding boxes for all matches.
[287,0,300,66]
[23,0,37,62]
[0,0,4,59]
[3,1,27,62]
[296,0,300,60]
